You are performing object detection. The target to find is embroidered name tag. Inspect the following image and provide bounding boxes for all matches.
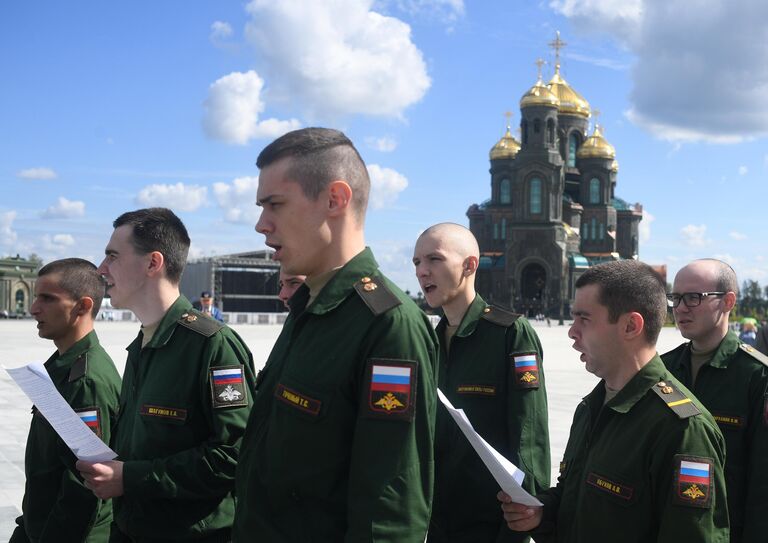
[512,353,540,389]
[365,359,417,422]
[586,472,634,500]
[275,384,322,416]
[674,455,713,508]
[712,413,744,428]
[457,385,496,396]
[210,365,248,408]
[140,404,187,422]
[75,407,101,438]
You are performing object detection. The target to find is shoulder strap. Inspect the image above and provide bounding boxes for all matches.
[68,353,88,382]
[739,343,768,369]
[480,306,521,327]
[650,380,701,419]
[177,309,224,337]
[353,275,401,316]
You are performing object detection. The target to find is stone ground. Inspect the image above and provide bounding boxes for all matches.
[0,319,686,538]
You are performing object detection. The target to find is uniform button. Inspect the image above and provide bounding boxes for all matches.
[657,381,667,388]
[483,307,491,313]
[363,282,378,292]
[361,277,371,283]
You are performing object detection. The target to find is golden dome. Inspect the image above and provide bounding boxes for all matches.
[610,159,619,172]
[576,125,615,160]
[489,126,521,160]
[548,65,590,117]
[520,77,559,109]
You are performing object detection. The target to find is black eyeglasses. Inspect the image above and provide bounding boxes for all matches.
[666,292,726,308]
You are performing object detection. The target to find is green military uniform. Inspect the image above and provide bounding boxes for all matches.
[428,295,550,542]
[233,248,439,542]
[662,332,768,542]
[533,355,729,542]
[11,331,121,543]
[111,295,255,542]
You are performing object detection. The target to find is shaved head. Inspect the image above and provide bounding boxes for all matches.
[675,259,738,295]
[417,223,479,260]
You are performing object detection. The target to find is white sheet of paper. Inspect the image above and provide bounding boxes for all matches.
[437,388,542,506]
[4,361,117,462]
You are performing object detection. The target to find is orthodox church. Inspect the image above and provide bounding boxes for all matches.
[467,33,643,318]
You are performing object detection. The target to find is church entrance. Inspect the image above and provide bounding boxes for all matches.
[520,263,547,318]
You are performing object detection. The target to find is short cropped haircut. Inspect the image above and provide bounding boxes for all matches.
[38,258,104,318]
[575,260,667,344]
[256,127,370,221]
[697,258,739,295]
[114,208,190,284]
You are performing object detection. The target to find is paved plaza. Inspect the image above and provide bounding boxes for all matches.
[0,319,686,538]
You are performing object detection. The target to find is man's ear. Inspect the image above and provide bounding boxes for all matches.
[75,297,94,317]
[463,256,479,276]
[146,251,165,277]
[622,311,645,340]
[722,291,737,312]
[327,180,353,217]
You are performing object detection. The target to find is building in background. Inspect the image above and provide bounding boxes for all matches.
[468,33,642,318]
[0,255,39,317]
[180,250,283,314]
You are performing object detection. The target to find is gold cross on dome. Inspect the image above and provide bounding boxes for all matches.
[535,58,545,80]
[548,31,567,67]
[504,110,513,129]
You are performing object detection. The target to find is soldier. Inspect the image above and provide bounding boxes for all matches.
[233,127,439,542]
[412,223,549,542]
[662,259,768,542]
[76,207,256,542]
[11,258,121,542]
[277,269,305,309]
[499,260,730,542]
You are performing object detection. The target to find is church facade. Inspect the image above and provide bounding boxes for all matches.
[467,36,642,318]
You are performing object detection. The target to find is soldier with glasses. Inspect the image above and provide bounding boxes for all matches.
[663,259,768,543]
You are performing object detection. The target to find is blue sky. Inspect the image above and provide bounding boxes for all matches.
[2,0,767,295]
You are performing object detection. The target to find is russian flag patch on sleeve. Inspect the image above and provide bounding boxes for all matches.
[75,407,101,438]
[210,365,249,408]
[364,359,417,422]
[674,455,713,508]
[512,353,540,389]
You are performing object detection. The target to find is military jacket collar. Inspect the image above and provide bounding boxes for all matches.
[296,247,380,316]
[677,331,740,371]
[127,295,192,351]
[45,329,99,372]
[436,294,486,339]
[594,354,667,414]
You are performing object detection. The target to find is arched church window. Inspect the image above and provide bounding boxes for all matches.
[599,222,605,240]
[501,218,507,240]
[547,119,555,145]
[15,289,24,313]
[530,178,542,214]
[581,222,587,240]
[500,178,511,204]
[533,119,541,134]
[493,223,499,240]
[568,133,578,167]
[589,178,601,204]
[521,120,528,144]
[591,218,597,240]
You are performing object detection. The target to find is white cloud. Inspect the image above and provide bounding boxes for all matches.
[41,197,85,219]
[213,176,261,224]
[0,211,18,245]
[382,0,465,26]
[136,183,208,212]
[244,0,430,118]
[369,239,419,293]
[210,21,233,43]
[203,70,301,145]
[367,164,408,209]
[729,231,748,240]
[18,167,57,180]
[366,136,398,152]
[554,0,768,143]
[738,165,748,176]
[680,224,709,248]
[41,234,76,254]
[638,209,654,242]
